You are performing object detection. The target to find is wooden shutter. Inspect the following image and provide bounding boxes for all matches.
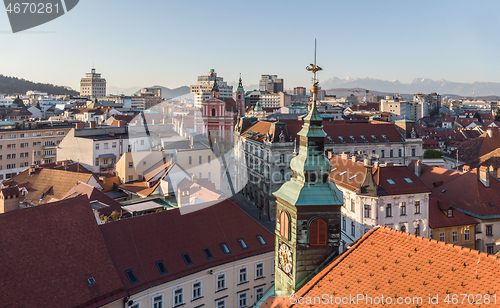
[280,211,289,240]
[310,219,327,246]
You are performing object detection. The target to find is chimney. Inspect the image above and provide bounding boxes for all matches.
[89,122,96,128]
[351,156,357,163]
[341,152,348,160]
[28,165,36,176]
[191,174,197,183]
[75,122,85,129]
[386,162,394,167]
[373,161,379,168]
[479,166,490,188]
[364,158,371,166]
[487,128,493,138]
[190,136,194,149]
[415,160,421,177]
[462,165,470,173]
[151,119,155,125]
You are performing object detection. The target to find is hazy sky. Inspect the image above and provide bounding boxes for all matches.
[1,0,499,91]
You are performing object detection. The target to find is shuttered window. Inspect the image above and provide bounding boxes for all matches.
[280,211,290,240]
[310,219,327,246]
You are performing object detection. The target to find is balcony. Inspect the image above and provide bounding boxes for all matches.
[100,164,115,171]
[43,144,57,149]
[42,154,56,159]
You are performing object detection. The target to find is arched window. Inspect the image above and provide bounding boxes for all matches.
[309,219,327,246]
[212,108,216,116]
[280,211,290,240]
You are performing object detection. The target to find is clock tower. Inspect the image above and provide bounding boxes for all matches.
[273,55,343,297]
[236,74,245,117]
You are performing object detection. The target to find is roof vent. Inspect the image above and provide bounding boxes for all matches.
[87,277,96,286]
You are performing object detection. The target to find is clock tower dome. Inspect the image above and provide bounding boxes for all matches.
[272,54,343,297]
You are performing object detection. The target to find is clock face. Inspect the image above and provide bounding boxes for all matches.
[278,241,293,276]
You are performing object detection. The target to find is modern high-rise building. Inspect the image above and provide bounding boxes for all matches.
[259,75,284,93]
[80,68,106,98]
[293,87,306,96]
[190,69,233,107]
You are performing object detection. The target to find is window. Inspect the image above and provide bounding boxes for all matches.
[400,202,406,216]
[350,198,355,212]
[280,169,285,180]
[128,175,133,181]
[486,225,493,236]
[351,222,355,236]
[487,245,494,254]
[189,156,192,165]
[414,201,420,214]
[216,298,226,308]
[398,149,402,157]
[208,172,211,181]
[173,288,183,307]
[447,209,453,217]
[404,177,413,183]
[390,149,393,157]
[95,157,99,166]
[381,149,385,158]
[95,143,99,150]
[182,253,193,266]
[125,270,138,285]
[198,155,202,164]
[256,235,266,246]
[104,143,109,149]
[140,139,145,145]
[238,267,248,284]
[220,243,230,254]
[400,224,406,232]
[342,217,346,231]
[128,162,133,168]
[238,291,248,308]
[192,281,202,300]
[386,204,392,217]
[255,263,264,279]
[256,286,265,301]
[238,238,248,249]
[387,179,395,185]
[280,211,290,240]
[310,219,327,246]
[415,224,420,236]
[212,108,216,116]
[364,204,371,218]
[464,229,470,241]
[439,232,445,242]
[156,261,168,275]
[412,148,416,157]
[153,295,163,308]
[203,247,214,260]
[216,273,226,291]
[452,231,458,242]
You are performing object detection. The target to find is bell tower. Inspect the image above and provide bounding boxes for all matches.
[236,73,245,117]
[273,41,343,297]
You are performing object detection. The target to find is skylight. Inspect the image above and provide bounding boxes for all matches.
[387,179,396,185]
[331,168,337,172]
[371,135,378,141]
[220,243,230,254]
[125,270,139,285]
[404,178,413,183]
[339,171,347,176]
[256,235,266,246]
[203,248,214,260]
[349,174,358,180]
[238,238,248,249]
[156,261,168,275]
[182,253,194,266]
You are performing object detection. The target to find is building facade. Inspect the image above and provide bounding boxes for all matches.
[80,68,106,98]
[190,69,233,108]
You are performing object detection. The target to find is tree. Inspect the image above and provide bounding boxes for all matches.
[424,149,443,159]
[474,111,481,123]
[495,108,500,122]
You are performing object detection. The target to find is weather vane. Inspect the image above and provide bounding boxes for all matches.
[306,39,322,85]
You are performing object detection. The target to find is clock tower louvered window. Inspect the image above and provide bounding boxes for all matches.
[309,219,327,246]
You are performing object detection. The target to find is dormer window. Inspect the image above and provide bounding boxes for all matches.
[447,209,453,217]
[371,135,379,142]
[338,136,346,143]
[349,136,357,143]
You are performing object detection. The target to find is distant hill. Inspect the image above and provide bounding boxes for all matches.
[0,74,79,96]
[320,77,500,97]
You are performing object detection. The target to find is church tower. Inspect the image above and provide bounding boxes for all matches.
[273,49,343,297]
[236,74,245,117]
[211,78,220,98]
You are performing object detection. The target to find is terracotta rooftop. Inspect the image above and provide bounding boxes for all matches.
[261,226,500,308]
[0,196,125,307]
[99,199,274,295]
[408,161,462,188]
[58,182,123,217]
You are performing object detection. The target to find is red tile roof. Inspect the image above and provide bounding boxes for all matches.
[59,182,123,216]
[0,196,125,307]
[407,162,462,188]
[429,195,478,229]
[99,199,274,294]
[433,169,500,218]
[262,226,500,308]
